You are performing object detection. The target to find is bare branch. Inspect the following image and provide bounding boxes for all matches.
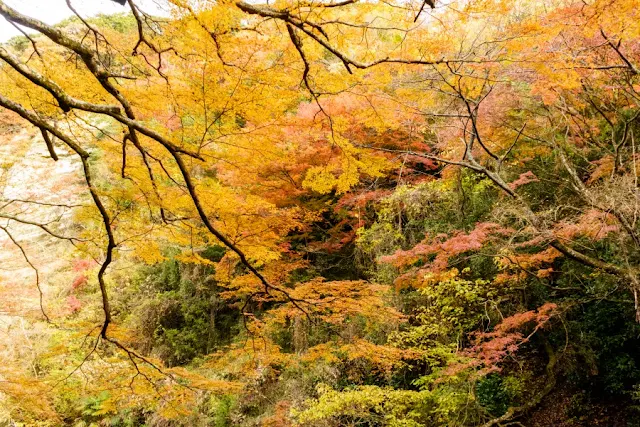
[0,225,50,322]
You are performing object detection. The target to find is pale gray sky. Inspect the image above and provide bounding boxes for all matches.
[0,0,167,42]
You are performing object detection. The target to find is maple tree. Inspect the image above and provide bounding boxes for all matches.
[0,0,640,425]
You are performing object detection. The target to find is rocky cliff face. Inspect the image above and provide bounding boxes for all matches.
[0,120,83,325]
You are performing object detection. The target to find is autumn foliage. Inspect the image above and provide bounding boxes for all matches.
[0,0,640,425]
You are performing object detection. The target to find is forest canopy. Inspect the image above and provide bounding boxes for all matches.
[0,0,640,425]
